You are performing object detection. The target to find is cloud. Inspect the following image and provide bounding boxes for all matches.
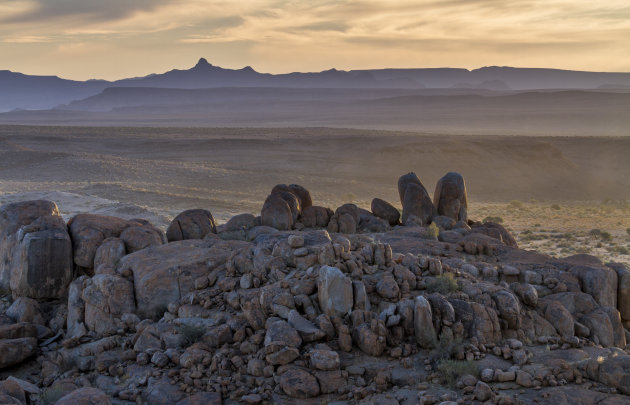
[0,0,174,23]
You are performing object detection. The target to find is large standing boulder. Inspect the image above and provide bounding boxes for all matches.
[414,295,437,348]
[0,200,73,299]
[327,204,360,234]
[397,173,437,225]
[67,214,136,269]
[166,209,217,242]
[318,266,353,318]
[433,172,468,222]
[9,215,73,299]
[543,301,574,339]
[261,193,294,231]
[371,198,400,226]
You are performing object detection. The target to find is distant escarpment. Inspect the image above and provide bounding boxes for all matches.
[1,172,630,404]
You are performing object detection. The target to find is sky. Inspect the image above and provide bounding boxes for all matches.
[1,0,629,80]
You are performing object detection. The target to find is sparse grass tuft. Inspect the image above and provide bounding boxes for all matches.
[437,359,479,388]
[426,273,459,294]
[509,200,524,209]
[427,222,439,240]
[627,228,630,237]
[483,216,503,224]
[550,204,561,210]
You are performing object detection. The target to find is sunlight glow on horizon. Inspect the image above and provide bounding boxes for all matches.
[1,0,629,80]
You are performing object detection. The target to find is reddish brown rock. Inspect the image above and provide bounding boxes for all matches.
[166,209,217,242]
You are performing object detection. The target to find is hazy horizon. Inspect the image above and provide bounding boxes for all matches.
[1,0,629,80]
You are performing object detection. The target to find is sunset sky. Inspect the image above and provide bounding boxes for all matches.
[1,0,629,80]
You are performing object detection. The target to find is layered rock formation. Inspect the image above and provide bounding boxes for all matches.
[1,172,630,404]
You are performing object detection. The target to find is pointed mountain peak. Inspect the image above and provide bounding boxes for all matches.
[193,58,212,69]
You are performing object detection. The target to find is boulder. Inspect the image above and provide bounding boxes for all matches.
[470,302,502,344]
[401,182,436,225]
[570,265,617,308]
[272,184,312,210]
[0,200,60,292]
[358,209,390,233]
[492,290,521,329]
[0,338,37,369]
[120,224,166,253]
[309,349,340,370]
[0,200,72,299]
[433,172,468,222]
[6,297,44,324]
[471,222,518,248]
[371,198,400,226]
[9,215,73,299]
[299,206,333,228]
[261,193,294,231]
[397,172,422,203]
[93,237,126,272]
[544,301,574,339]
[288,310,326,342]
[68,214,135,268]
[353,320,386,356]
[510,283,538,307]
[166,209,217,242]
[317,266,353,318]
[117,239,235,319]
[82,274,136,335]
[608,263,630,322]
[279,367,320,398]
[55,387,111,405]
[264,319,302,348]
[414,295,437,348]
[220,213,257,232]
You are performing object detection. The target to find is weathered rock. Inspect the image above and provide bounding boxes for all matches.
[6,297,44,325]
[176,392,222,405]
[55,387,111,405]
[510,282,538,307]
[261,193,294,231]
[474,381,494,402]
[433,172,467,222]
[166,209,217,241]
[544,301,574,339]
[570,265,617,308]
[401,182,436,225]
[318,266,353,318]
[0,200,60,292]
[358,209,390,233]
[309,349,340,370]
[120,224,166,253]
[492,290,521,329]
[264,319,302,348]
[414,295,437,348]
[471,222,518,248]
[279,367,320,398]
[272,184,312,210]
[93,237,126,272]
[609,262,630,322]
[82,274,135,335]
[371,198,400,226]
[68,213,136,268]
[288,310,325,342]
[353,320,386,356]
[376,275,400,300]
[0,337,37,369]
[470,302,502,344]
[0,323,38,340]
[598,354,630,395]
[117,239,237,319]
[299,206,333,228]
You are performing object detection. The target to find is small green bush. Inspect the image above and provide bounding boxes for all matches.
[426,273,459,294]
[550,204,561,210]
[509,200,524,209]
[483,216,503,224]
[427,222,439,240]
[626,228,630,236]
[437,359,479,387]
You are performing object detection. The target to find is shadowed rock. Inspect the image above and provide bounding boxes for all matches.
[433,172,468,222]
[166,209,217,242]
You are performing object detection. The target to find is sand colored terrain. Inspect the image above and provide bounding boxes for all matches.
[0,125,628,263]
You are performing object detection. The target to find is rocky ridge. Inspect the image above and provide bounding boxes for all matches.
[1,172,630,404]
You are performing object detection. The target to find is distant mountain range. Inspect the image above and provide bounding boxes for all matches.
[2,58,630,112]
